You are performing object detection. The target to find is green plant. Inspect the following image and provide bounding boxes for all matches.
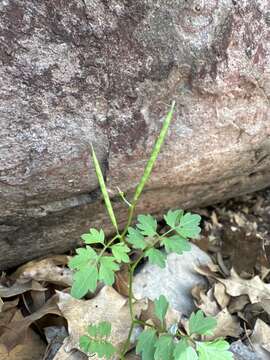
[69,102,233,359]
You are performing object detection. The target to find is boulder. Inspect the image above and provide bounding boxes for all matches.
[0,0,270,269]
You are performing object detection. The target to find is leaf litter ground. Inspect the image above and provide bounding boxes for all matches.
[1,188,270,359]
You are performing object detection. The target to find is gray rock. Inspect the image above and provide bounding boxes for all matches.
[133,244,211,315]
[230,341,262,360]
[1,0,270,269]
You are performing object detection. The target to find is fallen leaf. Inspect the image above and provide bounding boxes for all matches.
[205,308,242,340]
[0,295,61,351]
[213,283,230,309]
[0,280,46,298]
[51,342,87,360]
[57,286,147,355]
[0,310,46,360]
[250,319,270,359]
[217,269,270,304]
[191,286,219,317]
[228,295,249,314]
[11,256,72,287]
[114,265,129,297]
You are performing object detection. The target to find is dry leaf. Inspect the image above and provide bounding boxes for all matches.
[0,280,46,298]
[192,286,219,317]
[12,256,72,287]
[0,310,46,360]
[250,319,270,358]
[217,269,270,304]
[57,286,147,355]
[114,265,129,297]
[214,283,230,309]
[0,295,61,351]
[205,308,242,340]
[228,295,249,313]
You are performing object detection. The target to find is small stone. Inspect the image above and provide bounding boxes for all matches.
[133,244,211,315]
[230,341,262,360]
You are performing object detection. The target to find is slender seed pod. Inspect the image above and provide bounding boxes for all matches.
[91,145,119,234]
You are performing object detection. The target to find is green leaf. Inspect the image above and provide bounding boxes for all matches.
[111,243,130,263]
[79,335,90,352]
[136,329,158,360]
[87,339,116,359]
[176,213,201,239]
[154,295,169,323]
[81,228,105,244]
[88,321,111,338]
[145,248,166,268]
[137,214,157,237]
[68,246,97,270]
[71,265,98,298]
[196,340,233,360]
[174,339,198,360]
[162,235,191,255]
[164,209,183,228]
[189,310,217,336]
[99,256,120,286]
[91,145,119,233]
[154,335,175,360]
[127,227,147,250]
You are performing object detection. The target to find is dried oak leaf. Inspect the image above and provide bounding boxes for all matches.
[213,283,230,309]
[11,255,72,287]
[57,286,148,354]
[217,269,270,304]
[250,319,270,358]
[191,285,219,316]
[0,295,61,351]
[0,280,46,298]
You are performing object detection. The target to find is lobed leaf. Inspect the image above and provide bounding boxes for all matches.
[154,295,169,323]
[68,246,97,270]
[189,310,217,336]
[99,256,120,286]
[196,340,233,360]
[154,335,175,360]
[145,248,166,268]
[81,228,105,245]
[111,243,130,263]
[176,213,201,239]
[71,265,98,299]
[136,329,158,360]
[137,214,158,237]
[87,321,112,338]
[164,209,183,229]
[173,339,198,360]
[162,235,191,255]
[127,227,147,250]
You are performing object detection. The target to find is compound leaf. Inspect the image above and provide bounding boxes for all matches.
[189,310,217,336]
[154,335,175,360]
[99,256,120,286]
[86,339,116,359]
[136,329,158,360]
[127,227,147,250]
[79,335,90,352]
[196,340,233,360]
[71,265,98,298]
[176,213,201,239]
[88,321,111,338]
[137,214,157,237]
[154,295,169,323]
[173,339,198,360]
[145,248,166,268]
[68,246,97,270]
[111,243,130,263]
[164,209,183,229]
[162,235,191,255]
[81,228,105,244]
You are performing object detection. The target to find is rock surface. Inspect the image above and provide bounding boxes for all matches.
[133,244,211,315]
[230,341,262,360]
[1,0,270,268]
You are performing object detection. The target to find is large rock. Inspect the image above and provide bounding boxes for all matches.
[0,0,270,269]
